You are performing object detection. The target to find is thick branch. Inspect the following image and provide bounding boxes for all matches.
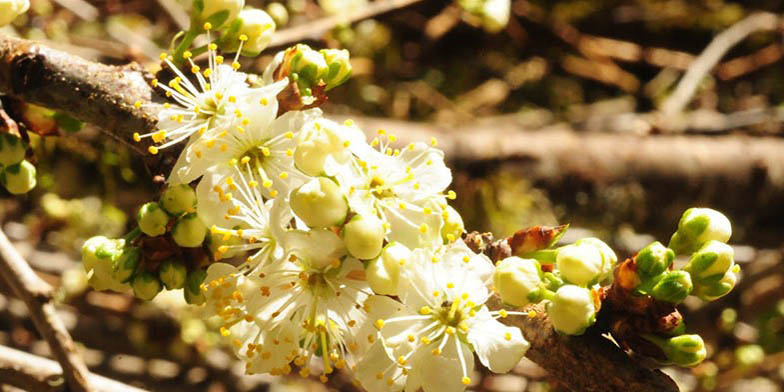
[0,345,144,392]
[0,228,93,392]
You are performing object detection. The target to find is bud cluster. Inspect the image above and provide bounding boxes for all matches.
[0,134,36,195]
[82,184,211,303]
[264,44,352,105]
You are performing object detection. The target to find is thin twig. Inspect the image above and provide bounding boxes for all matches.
[660,12,782,115]
[0,228,94,392]
[269,0,426,48]
[0,345,145,392]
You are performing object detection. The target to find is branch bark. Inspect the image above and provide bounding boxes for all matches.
[0,345,145,392]
[0,228,94,392]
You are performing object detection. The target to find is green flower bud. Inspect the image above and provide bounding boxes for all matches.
[684,240,734,285]
[692,270,737,302]
[112,246,141,283]
[1,160,36,195]
[650,270,693,304]
[669,208,731,255]
[290,177,348,228]
[440,205,465,244]
[547,285,597,335]
[132,272,162,301]
[320,48,352,90]
[290,44,328,85]
[343,214,385,260]
[493,256,542,307]
[735,344,765,368]
[366,242,410,295]
[159,259,188,290]
[137,202,169,237]
[224,8,276,56]
[0,133,26,166]
[172,213,207,247]
[184,269,207,305]
[555,243,603,287]
[635,241,675,279]
[644,334,707,367]
[160,184,197,215]
[196,0,244,28]
[81,236,128,292]
[574,237,617,283]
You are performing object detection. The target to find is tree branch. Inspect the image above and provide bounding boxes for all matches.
[0,228,94,392]
[660,12,783,115]
[0,345,144,392]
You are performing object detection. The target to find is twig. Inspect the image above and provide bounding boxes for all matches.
[269,0,426,48]
[660,12,782,115]
[0,228,94,392]
[0,345,145,392]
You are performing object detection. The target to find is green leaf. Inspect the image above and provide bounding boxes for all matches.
[53,112,83,133]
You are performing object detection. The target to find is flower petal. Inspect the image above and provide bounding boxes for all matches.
[466,307,529,373]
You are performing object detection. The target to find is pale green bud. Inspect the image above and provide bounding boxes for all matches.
[266,3,288,26]
[294,120,351,176]
[132,272,162,301]
[556,243,603,287]
[493,256,542,307]
[226,8,276,56]
[81,236,128,292]
[684,240,734,285]
[320,49,352,90]
[0,0,28,27]
[159,259,188,290]
[735,344,765,368]
[650,270,693,304]
[692,270,737,302]
[290,44,328,85]
[0,133,26,166]
[343,214,385,260]
[196,0,244,28]
[669,208,731,255]
[635,241,675,279]
[574,237,617,283]
[290,177,348,228]
[547,285,597,335]
[1,160,36,195]
[160,184,196,215]
[366,242,410,295]
[645,334,707,367]
[184,269,207,305]
[440,205,465,244]
[112,246,141,283]
[137,202,169,237]
[172,213,207,247]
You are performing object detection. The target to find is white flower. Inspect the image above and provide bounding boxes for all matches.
[0,0,29,26]
[135,32,282,159]
[202,229,401,380]
[334,133,454,249]
[359,240,529,391]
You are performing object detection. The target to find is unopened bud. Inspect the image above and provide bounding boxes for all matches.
[440,205,465,244]
[635,241,675,279]
[669,208,731,255]
[574,237,617,283]
[735,344,765,369]
[159,259,188,290]
[266,3,288,26]
[290,177,348,228]
[320,49,352,90]
[0,0,29,26]
[137,202,169,237]
[196,0,244,28]
[225,8,276,56]
[555,243,603,287]
[132,272,162,301]
[343,214,385,260]
[0,134,26,166]
[81,236,128,292]
[650,270,693,304]
[684,240,734,284]
[172,213,207,247]
[644,334,707,367]
[184,269,207,305]
[1,160,36,195]
[547,285,597,335]
[294,119,354,176]
[493,256,542,307]
[692,269,737,302]
[479,0,510,33]
[160,184,197,215]
[289,44,328,87]
[366,242,410,295]
[112,246,141,283]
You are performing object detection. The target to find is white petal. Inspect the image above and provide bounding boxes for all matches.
[407,336,474,392]
[466,307,529,373]
[355,341,406,392]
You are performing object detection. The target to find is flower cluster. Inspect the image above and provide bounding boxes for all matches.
[0,133,36,195]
